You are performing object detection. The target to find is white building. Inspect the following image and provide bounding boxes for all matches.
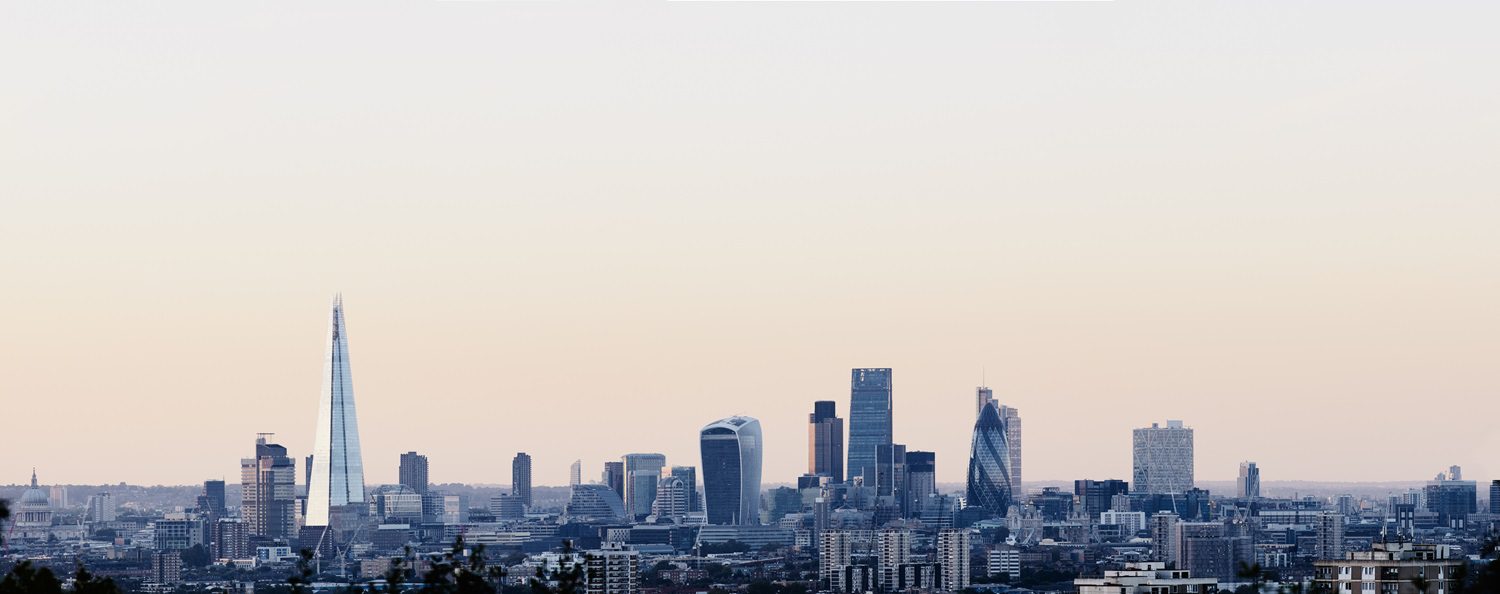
[877,529,912,591]
[584,543,640,594]
[1075,562,1217,594]
[936,528,971,592]
[986,548,1020,580]
[1102,510,1147,535]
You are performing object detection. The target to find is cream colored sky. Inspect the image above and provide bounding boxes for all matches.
[2,1,1497,489]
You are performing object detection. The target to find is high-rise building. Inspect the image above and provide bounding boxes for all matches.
[1149,512,1180,563]
[808,401,845,483]
[86,492,116,523]
[651,475,690,522]
[975,386,995,418]
[622,453,666,520]
[584,543,641,594]
[151,551,183,586]
[876,443,907,500]
[570,460,583,487]
[1315,511,1345,560]
[904,451,936,518]
[1490,480,1499,515]
[306,295,366,527]
[1133,421,1194,495]
[877,529,913,592]
[936,529,972,592]
[1237,462,1260,499]
[820,530,854,592]
[513,452,533,507]
[400,452,429,495]
[1074,479,1129,520]
[1313,542,1464,594]
[700,416,763,525]
[566,484,628,523]
[966,401,1013,516]
[848,368,893,485]
[670,466,699,512]
[1423,475,1477,528]
[198,480,226,516]
[241,434,297,540]
[489,494,526,521]
[212,518,249,560]
[1000,405,1022,491]
[602,461,625,500]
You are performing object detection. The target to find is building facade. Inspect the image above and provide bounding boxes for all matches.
[848,368,893,485]
[241,434,297,540]
[399,451,429,495]
[1237,461,1260,499]
[700,415,763,525]
[584,543,640,594]
[808,400,845,483]
[937,529,972,592]
[966,401,1013,516]
[513,452,533,507]
[1133,421,1194,495]
[622,454,666,520]
[306,295,367,527]
[1313,542,1463,594]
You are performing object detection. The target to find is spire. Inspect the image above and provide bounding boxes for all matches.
[31,467,38,487]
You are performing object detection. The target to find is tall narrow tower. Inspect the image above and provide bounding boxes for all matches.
[306,295,366,527]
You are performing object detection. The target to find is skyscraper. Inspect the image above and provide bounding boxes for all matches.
[1237,461,1260,499]
[848,368,893,484]
[650,475,690,522]
[966,401,1013,516]
[936,529,972,592]
[670,466,699,512]
[904,451,936,518]
[198,480,226,516]
[306,295,366,527]
[570,460,582,487]
[999,405,1022,492]
[622,453,666,520]
[975,386,994,418]
[877,529,913,592]
[808,401,845,483]
[602,461,625,500]
[400,451,430,495]
[1491,480,1499,515]
[700,415,763,525]
[1132,421,1194,494]
[241,434,297,540]
[876,443,907,500]
[513,452,533,507]
[1074,479,1129,520]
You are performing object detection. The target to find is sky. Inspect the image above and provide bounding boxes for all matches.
[1,1,1497,489]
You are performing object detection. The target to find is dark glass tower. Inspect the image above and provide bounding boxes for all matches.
[965,401,1012,517]
[808,401,845,483]
[904,451,935,518]
[700,416,763,525]
[513,452,533,507]
[602,461,625,500]
[847,368,893,485]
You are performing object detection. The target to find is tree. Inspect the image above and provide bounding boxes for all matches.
[0,562,63,594]
[71,565,125,594]
[181,544,212,568]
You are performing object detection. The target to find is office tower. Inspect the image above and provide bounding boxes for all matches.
[820,530,854,591]
[154,516,198,551]
[936,529,972,592]
[1133,421,1195,494]
[1490,480,1499,515]
[1101,510,1147,534]
[570,460,583,487]
[975,386,995,418]
[307,295,366,527]
[1424,475,1477,528]
[1149,512,1180,563]
[848,368,893,484]
[86,492,116,523]
[1237,462,1260,499]
[1000,405,1022,491]
[622,453,667,520]
[904,451,936,518]
[584,543,641,594]
[876,443,907,499]
[670,466,700,512]
[651,475,690,522]
[565,484,628,523]
[877,529,913,592]
[966,401,1013,516]
[602,461,625,500]
[987,548,1021,581]
[489,494,526,521]
[1074,479,1129,520]
[1315,511,1345,559]
[396,451,429,495]
[241,434,297,540]
[808,400,845,483]
[198,480,226,516]
[1449,465,1462,481]
[513,452,533,507]
[700,415,763,525]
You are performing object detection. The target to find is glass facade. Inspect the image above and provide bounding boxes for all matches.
[700,416,763,525]
[307,295,366,527]
[965,401,1012,516]
[847,368,893,485]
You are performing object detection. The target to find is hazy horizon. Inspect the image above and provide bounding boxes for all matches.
[2,1,1497,488]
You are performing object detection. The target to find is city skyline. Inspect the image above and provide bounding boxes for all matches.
[3,1,1498,488]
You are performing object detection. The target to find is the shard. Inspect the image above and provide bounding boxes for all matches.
[305,294,365,527]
